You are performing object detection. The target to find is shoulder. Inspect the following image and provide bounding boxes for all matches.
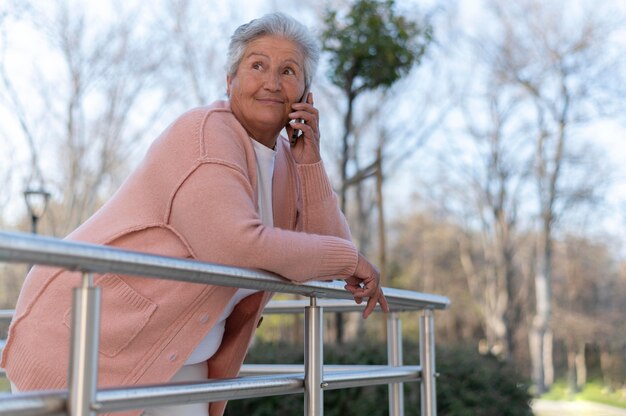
[155,101,249,160]
[164,103,229,139]
[197,101,254,168]
[163,101,239,140]
[199,101,247,145]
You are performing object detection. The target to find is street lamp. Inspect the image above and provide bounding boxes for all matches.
[23,188,51,234]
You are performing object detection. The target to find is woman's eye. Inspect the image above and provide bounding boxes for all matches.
[252,62,263,70]
[283,67,295,75]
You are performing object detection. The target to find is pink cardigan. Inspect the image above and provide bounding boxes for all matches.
[1,101,358,415]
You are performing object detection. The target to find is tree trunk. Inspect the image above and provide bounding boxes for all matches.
[599,345,614,389]
[375,145,388,340]
[375,146,386,287]
[575,342,586,390]
[530,219,553,394]
[543,329,554,388]
[339,91,355,214]
[566,343,577,394]
[529,325,545,394]
[336,90,356,345]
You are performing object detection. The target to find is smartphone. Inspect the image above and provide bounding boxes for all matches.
[290,87,310,146]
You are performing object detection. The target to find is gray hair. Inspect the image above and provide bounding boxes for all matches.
[226,12,320,89]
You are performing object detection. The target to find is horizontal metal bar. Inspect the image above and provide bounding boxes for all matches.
[0,375,303,416]
[0,299,391,322]
[0,310,13,319]
[240,364,390,375]
[0,365,420,416]
[95,374,303,413]
[239,366,422,391]
[240,364,422,389]
[323,366,421,390]
[0,391,66,416]
[263,299,384,314]
[0,300,386,323]
[0,231,449,311]
[0,367,422,415]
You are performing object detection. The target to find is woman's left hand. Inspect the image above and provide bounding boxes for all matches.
[344,253,390,319]
[287,92,321,164]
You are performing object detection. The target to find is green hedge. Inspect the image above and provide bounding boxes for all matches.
[225,341,532,416]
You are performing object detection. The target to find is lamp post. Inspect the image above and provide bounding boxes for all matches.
[23,188,51,234]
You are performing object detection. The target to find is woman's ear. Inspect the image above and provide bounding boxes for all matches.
[226,75,232,96]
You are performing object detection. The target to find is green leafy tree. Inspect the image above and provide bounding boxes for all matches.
[322,0,432,212]
[321,0,432,343]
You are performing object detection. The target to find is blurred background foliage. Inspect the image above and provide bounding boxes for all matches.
[1,0,626,412]
[226,340,532,415]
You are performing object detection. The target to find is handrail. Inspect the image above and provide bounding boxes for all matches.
[0,231,448,416]
[0,232,449,311]
[0,366,420,414]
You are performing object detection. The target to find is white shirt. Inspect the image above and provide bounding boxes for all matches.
[184,137,276,365]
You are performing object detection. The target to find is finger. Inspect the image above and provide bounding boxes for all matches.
[300,123,319,141]
[357,277,377,298]
[291,98,318,114]
[289,104,319,125]
[378,290,390,313]
[344,276,361,286]
[289,120,313,136]
[288,111,318,132]
[346,289,362,303]
[344,284,360,294]
[362,294,377,319]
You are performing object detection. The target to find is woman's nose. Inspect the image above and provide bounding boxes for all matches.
[263,72,281,91]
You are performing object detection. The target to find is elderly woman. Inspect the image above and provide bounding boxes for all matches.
[1,12,387,416]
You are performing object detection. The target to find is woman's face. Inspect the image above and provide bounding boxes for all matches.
[227,35,306,146]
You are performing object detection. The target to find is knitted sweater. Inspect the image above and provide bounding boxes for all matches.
[1,101,358,415]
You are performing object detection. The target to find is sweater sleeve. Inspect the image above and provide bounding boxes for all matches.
[167,160,358,282]
[296,161,352,241]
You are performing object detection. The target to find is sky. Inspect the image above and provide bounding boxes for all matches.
[384,0,626,257]
[1,0,625,256]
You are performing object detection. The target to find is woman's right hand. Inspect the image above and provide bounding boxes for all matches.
[287,92,322,165]
[344,253,389,319]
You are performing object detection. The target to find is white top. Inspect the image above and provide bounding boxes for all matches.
[250,138,277,226]
[184,137,276,365]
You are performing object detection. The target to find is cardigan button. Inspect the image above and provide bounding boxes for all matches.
[199,313,209,324]
[168,352,178,362]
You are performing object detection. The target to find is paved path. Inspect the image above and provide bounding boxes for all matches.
[533,399,626,416]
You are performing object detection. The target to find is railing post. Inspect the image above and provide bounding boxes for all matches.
[387,312,404,416]
[419,309,436,416]
[68,273,100,416]
[304,296,323,416]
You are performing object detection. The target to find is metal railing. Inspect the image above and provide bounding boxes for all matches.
[0,231,449,416]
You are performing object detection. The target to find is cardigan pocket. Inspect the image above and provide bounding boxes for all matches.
[63,274,158,358]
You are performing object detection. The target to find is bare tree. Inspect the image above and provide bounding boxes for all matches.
[319,0,433,343]
[454,89,530,360]
[388,203,484,346]
[425,8,536,359]
[552,234,623,392]
[484,0,624,393]
[0,2,45,189]
[152,0,242,109]
[1,1,173,236]
[0,133,16,216]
